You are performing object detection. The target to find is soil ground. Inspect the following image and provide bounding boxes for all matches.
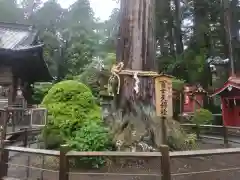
[5,139,240,180]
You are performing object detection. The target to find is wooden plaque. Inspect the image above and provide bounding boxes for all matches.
[155,74,173,117]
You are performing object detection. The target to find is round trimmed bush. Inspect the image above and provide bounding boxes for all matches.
[41,80,112,167]
[41,80,109,146]
[42,80,101,125]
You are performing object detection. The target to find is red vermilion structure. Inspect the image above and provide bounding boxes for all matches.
[183,85,207,113]
[211,76,240,126]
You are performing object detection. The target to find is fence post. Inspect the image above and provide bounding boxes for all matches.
[195,124,200,139]
[223,126,228,147]
[59,144,69,180]
[0,149,9,178]
[23,128,28,147]
[161,116,167,144]
[0,109,9,179]
[160,145,171,180]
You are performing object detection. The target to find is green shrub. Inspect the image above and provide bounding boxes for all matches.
[41,80,113,167]
[68,120,113,168]
[42,80,101,125]
[168,131,197,150]
[167,119,198,150]
[172,78,185,91]
[192,108,213,125]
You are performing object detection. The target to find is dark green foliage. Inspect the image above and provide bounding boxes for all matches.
[32,83,53,104]
[192,108,214,125]
[172,78,185,91]
[167,131,197,151]
[68,120,113,168]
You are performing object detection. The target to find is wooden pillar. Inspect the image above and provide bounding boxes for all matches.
[59,145,69,180]
[0,109,9,179]
[8,77,14,106]
[22,82,32,106]
[160,145,171,180]
[8,76,18,106]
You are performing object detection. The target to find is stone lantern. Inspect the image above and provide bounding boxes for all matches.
[99,92,114,119]
[15,86,27,108]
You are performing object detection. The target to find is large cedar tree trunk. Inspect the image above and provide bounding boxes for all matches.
[117,0,156,113]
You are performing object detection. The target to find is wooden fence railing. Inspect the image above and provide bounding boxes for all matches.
[2,144,240,180]
[2,124,240,180]
[180,123,240,146]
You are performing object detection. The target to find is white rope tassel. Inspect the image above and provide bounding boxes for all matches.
[133,72,140,94]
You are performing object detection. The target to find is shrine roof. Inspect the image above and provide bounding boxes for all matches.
[0,22,37,49]
[154,73,175,79]
[228,76,240,85]
[211,76,240,97]
[184,84,207,94]
[0,22,52,82]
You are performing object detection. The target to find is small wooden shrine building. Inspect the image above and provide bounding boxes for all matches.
[211,76,240,126]
[0,22,51,107]
[183,84,207,113]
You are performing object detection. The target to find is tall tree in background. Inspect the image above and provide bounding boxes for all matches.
[173,0,184,55]
[0,0,239,91]
[167,0,175,55]
[0,0,24,22]
[230,0,240,74]
[0,0,100,79]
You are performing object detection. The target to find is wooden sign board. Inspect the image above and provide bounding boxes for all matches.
[155,74,173,117]
[30,108,47,127]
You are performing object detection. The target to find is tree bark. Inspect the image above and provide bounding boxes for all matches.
[166,0,175,55]
[173,0,184,55]
[222,0,235,76]
[117,0,156,112]
[220,1,229,59]
[230,0,240,74]
[193,0,210,51]
[155,0,168,56]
